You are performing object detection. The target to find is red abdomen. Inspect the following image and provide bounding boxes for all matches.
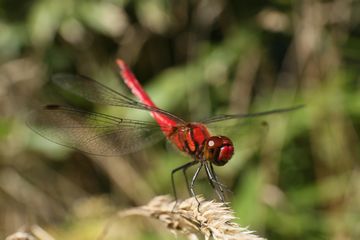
[167,123,210,158]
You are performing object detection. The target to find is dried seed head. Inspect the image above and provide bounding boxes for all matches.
[5,225,55,240]
[106,195,266,240]
[5,232,36,240]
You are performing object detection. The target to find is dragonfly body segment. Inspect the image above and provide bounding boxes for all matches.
[169,123,207,157]
[117,59,178,130]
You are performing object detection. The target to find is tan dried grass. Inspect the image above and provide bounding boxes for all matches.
[6,196,266,240]
[100,195,266,240]
[5,225,55,240]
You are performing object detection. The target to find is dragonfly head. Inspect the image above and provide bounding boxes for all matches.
[203,136,234,166]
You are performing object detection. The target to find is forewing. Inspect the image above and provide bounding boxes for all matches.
[202,105,303,124]
[52,74,136,107]
[52,74,186,123]
[202,105,303,151]
[204,118,270,152]
[27,105,170,156]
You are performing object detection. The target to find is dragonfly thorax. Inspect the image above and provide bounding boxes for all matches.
[168,123,210,157]
[203,136,234,166]
[168,124,234,165]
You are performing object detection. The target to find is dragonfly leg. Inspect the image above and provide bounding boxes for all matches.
[204,162,222,200]
[210,163,231,190]
[182,164,193,196]
[171,161,198,210]
[190,163,203,212]
[204,162,225,203]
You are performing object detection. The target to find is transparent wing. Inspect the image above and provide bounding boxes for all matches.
[52,74,186,124]
[202,105,303,124]
[202,105,303,150]
[205,118,270,152]
[27,105,172,156]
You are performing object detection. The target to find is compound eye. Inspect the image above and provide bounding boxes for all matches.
[218,145,234,163]
[205,136,234,166]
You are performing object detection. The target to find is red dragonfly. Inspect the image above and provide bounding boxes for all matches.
[28,59,302,203]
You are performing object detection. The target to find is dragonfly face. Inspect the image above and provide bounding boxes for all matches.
[202,136,234,166]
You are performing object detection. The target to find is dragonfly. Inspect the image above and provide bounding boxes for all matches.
[28,59,302,204]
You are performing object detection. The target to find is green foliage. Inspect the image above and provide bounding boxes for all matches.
[0,0,359,239]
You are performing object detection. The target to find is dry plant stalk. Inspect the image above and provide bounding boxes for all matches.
[100,195,266,240]
[5,225,55,240]
[5,232,36,240]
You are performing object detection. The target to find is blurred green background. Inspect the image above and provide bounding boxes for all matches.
[0,0,359,239]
